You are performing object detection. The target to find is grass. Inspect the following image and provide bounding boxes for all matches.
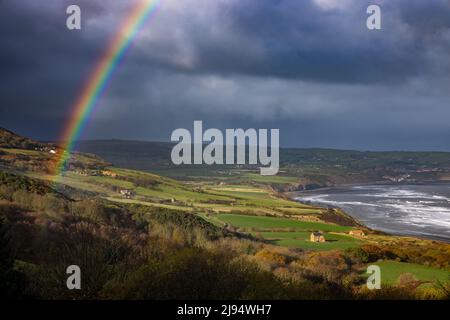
[105,197,194,211]
[198,212,226,227]
[31,164,322,218]
[111,167,176,185]
[0,148,42,156]
[207,185,318,210]
[258,231,362,250]
[367,260,450,286]
[45,170,322,219]
[31,165,360,253]
[152,167,301,186]
[78,174,135,189]
[240,173,299,184]
[216,213,352,232]
[215,213,362,250]
[134,185,230,203]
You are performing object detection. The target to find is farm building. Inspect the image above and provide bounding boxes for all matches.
[349,229,365,237]
[101,170,117,178]
[119,189,134,199]
[310,231,325,242]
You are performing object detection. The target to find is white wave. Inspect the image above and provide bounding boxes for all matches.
[369,201,450,228]
[296,195,381,208]
[295,185,450,236]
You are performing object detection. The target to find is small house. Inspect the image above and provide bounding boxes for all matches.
[119,189,133,199]
[349,229,365,237]
[310,231,325,243]
[101,170,117,178]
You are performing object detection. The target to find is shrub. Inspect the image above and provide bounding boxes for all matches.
[101,247,286,299]
[255,249,287,265]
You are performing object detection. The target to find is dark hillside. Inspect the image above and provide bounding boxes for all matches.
[0,127,50,150]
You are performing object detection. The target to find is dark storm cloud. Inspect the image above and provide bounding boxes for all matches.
[0,0,449,150]
[0,0,131,138]
[129,0,450,83]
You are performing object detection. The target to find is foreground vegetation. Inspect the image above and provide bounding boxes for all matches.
[368,261,450,286]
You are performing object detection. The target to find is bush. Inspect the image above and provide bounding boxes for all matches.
[255,249,287,266]
[101,247,287,299]
[0,216,28,298]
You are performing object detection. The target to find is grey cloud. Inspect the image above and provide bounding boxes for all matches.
[0,0,449,151]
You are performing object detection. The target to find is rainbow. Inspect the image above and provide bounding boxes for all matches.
[53,0,161,179]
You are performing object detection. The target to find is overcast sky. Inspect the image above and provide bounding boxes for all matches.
[1,0,450,150]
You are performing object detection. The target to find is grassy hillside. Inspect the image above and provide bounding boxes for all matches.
[0,127,47,149]
[364,260,450,287]
[212,213,362,251]
[261,231,362,250]
[215,214,352,232]
[75,140,450,191]
[1,129,450,299]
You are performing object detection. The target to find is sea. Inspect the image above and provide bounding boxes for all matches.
[295,184,450,242]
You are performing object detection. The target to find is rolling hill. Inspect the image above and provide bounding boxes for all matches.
[75,139,450,191]
[1,127,449,299]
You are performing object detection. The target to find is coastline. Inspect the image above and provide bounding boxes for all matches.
[287,179,450,197]
[285,183,450,244]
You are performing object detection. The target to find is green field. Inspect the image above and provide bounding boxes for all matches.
[207,186,316,210]
[42,168,324,220]
[239,173,299,184]
[214,213,362,250]
[28,158,364,253]
[259,231,362,250]
[0,147,42,156]
[216,213,352,232]
[134,184,229,203]
[369,261,450,286]
[69,173,135,189]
